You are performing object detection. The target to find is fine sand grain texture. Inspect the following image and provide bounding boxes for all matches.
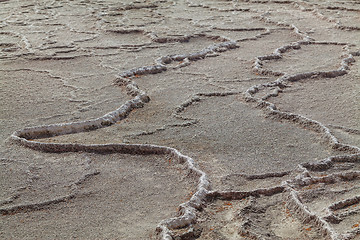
[1,0,360,239]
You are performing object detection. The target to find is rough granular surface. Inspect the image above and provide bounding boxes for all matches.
[1,0,359,239]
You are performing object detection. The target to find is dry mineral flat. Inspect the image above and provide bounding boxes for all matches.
[1,0,360,240]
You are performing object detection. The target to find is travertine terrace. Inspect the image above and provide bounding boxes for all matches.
[0,0,359,239]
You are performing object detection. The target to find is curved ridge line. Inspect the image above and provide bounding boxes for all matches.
[243,18,360,240]
[9,39,240,239]
[7,4,359,238]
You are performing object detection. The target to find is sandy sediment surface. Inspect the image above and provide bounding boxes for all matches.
[1,0,360,239]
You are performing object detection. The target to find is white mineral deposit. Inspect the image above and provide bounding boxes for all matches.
[1,0,359,239]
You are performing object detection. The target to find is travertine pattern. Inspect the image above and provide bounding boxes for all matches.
[1,0,359,239]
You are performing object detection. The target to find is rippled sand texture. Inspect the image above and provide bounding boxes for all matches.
[1,0,360,239]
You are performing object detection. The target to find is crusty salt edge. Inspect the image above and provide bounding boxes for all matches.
[10,134,211,239]
[290,171,360,188]
[243,16,360,239]
[120,64,167,78]
[189,4,360,239]
[8,8,359,238]
[254,41,354,75]
[155,40,238,66]
[246,38,359,154]
[285,186,341,240]
[174,91,240,114]
[286,170,360,239]
[328,194,360,214]
[12,42,238,141]
[247,81,360,154]
[166,26,359,237]
[212,169,360,239]
[206,185,285,201]
[123,91,241,140]
[261,86,282,100]
[252,21,310,75]
[252,15,358,149]
[301,154,360,172]
[245,42,360,239]
[287,172,343,238]
[115,41,238,79]
[146,148,211,239]
[223,170,291,181]
[11,95,149,140]
[9,39,241,239]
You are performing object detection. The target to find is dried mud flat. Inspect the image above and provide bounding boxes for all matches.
[0,0,359,239]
